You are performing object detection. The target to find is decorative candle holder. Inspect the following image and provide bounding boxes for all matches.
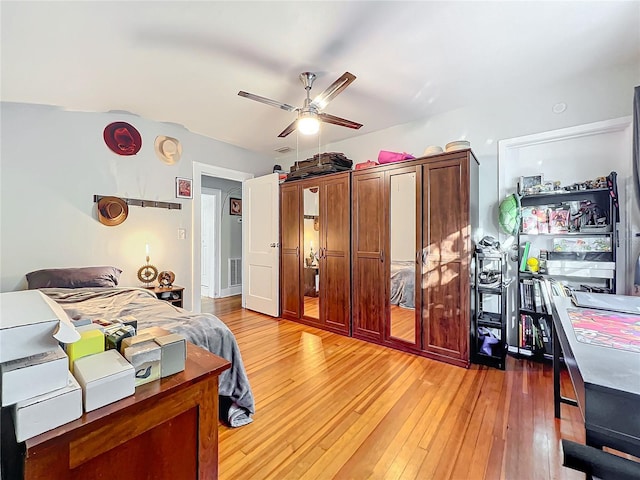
[137,248,158,287]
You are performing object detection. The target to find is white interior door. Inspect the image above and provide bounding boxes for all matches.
[201,194,213,295]
[243,173,279,316]
[201,191,221,298]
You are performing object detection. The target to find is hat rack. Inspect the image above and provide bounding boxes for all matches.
[93,195,182,210]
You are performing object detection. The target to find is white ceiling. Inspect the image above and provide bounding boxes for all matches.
[2,1,639,157]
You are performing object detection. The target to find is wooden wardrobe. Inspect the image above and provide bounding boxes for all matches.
[279,171,351,334]
[280,150,478,367]
[352,150,479,367]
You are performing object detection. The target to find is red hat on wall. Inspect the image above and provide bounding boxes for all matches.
[103,122,142,156]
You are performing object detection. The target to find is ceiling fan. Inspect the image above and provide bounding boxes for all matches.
[238,71,363,138]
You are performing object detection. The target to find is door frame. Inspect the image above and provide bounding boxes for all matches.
[192,162,253,313]
[201,187,222,299]
[498,116,633,347]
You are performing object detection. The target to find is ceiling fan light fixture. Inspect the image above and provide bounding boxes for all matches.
[297,112,320,135]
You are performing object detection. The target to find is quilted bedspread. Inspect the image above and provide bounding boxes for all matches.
[42,287,255,427]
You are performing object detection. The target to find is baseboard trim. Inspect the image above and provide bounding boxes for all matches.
[220,286,242,297]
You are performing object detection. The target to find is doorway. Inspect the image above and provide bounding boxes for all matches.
[201,187,221,299]
[191,162,253,313]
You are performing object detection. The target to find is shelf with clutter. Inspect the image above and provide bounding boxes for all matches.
[471,238,512,370]
[512,172,620,360]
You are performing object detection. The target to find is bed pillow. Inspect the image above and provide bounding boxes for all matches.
[26,266,123,289]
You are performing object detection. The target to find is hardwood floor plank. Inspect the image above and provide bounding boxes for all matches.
[205,297,588,480]
[367,363,449,479]
[298,358,426,479]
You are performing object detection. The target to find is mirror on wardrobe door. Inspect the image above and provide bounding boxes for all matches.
[389,171,417,344]
[303,186,320,319]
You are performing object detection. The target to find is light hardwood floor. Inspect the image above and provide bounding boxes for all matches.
[202,296,585,480]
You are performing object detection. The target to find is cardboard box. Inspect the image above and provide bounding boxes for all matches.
[154,333,186,378]
[137,326,171,338]
[123,341,161,387]
[115,315,138,331]
[76,323,106,334]
[66,329,105,372]
[119,333,154,354]
[0,290,80,362]
[71,318,91,328]
[13,372,82,442]
[1,346,68,406]
[103,324,135,351]
[73,350,134,412]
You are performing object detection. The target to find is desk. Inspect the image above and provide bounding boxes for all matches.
[2,342,230,479]
[551,296,640,457]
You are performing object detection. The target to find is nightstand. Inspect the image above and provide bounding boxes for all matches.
[146,286,184,308]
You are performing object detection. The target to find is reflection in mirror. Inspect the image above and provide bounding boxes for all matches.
[303,186,320,319]
[389,172,416,343]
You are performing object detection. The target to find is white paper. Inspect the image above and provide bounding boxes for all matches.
[41,294,80,344]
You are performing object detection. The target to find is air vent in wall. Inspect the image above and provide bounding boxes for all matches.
[274,146,294,154]
[229,258,242,287]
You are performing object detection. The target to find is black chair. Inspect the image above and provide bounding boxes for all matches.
[562,439,640,480]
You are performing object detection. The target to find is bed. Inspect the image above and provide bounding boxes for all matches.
[390,260,415,309]
[25,266,254,427]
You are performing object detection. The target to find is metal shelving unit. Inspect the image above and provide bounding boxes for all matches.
[472,250,508,370]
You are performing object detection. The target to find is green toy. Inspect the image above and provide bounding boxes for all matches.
[498,193,521,236]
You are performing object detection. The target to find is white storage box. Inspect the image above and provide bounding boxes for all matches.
[154,333,186,378]
[546,260,615,270]
[546,260,615,279]
[1,346,68,406]
[13,372,82,442]
[0,290,80,362]
[73,350,134,412]
[123,341,161,387]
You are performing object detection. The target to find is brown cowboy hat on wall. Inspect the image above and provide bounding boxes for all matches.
[103,122,142,156]
[97,196,129,226]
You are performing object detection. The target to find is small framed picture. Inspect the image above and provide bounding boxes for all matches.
[230,198,242,216]
[176,177,192,199]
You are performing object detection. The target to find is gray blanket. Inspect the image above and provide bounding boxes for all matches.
[42,287,254,427]
[390,261,415,309]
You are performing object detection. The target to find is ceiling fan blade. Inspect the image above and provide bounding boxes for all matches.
[318,113,363,130]
[277,120,297,138]
[238,91,297,112]
[311,72,356,110]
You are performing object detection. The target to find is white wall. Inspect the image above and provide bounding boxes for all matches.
[279,64,637,240]
[390,171,416,262]
[2,63,636,309]
[0,102,273,309]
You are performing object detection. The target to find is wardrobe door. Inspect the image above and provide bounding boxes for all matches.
[319,173,350,334]
[351,170,386,342]
[385,166,421,349]
[280,182,302,320]
[421,157,470,365]
[301,183,321,324]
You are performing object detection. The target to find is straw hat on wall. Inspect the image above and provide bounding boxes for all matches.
[97,196,128,226]
[154,136,182,165]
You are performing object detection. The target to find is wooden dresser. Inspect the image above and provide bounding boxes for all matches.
[2,342,230,479]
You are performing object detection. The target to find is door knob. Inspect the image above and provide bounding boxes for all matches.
[269,242,277,247]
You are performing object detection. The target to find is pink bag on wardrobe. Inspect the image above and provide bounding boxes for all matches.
[377,150,415,164]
